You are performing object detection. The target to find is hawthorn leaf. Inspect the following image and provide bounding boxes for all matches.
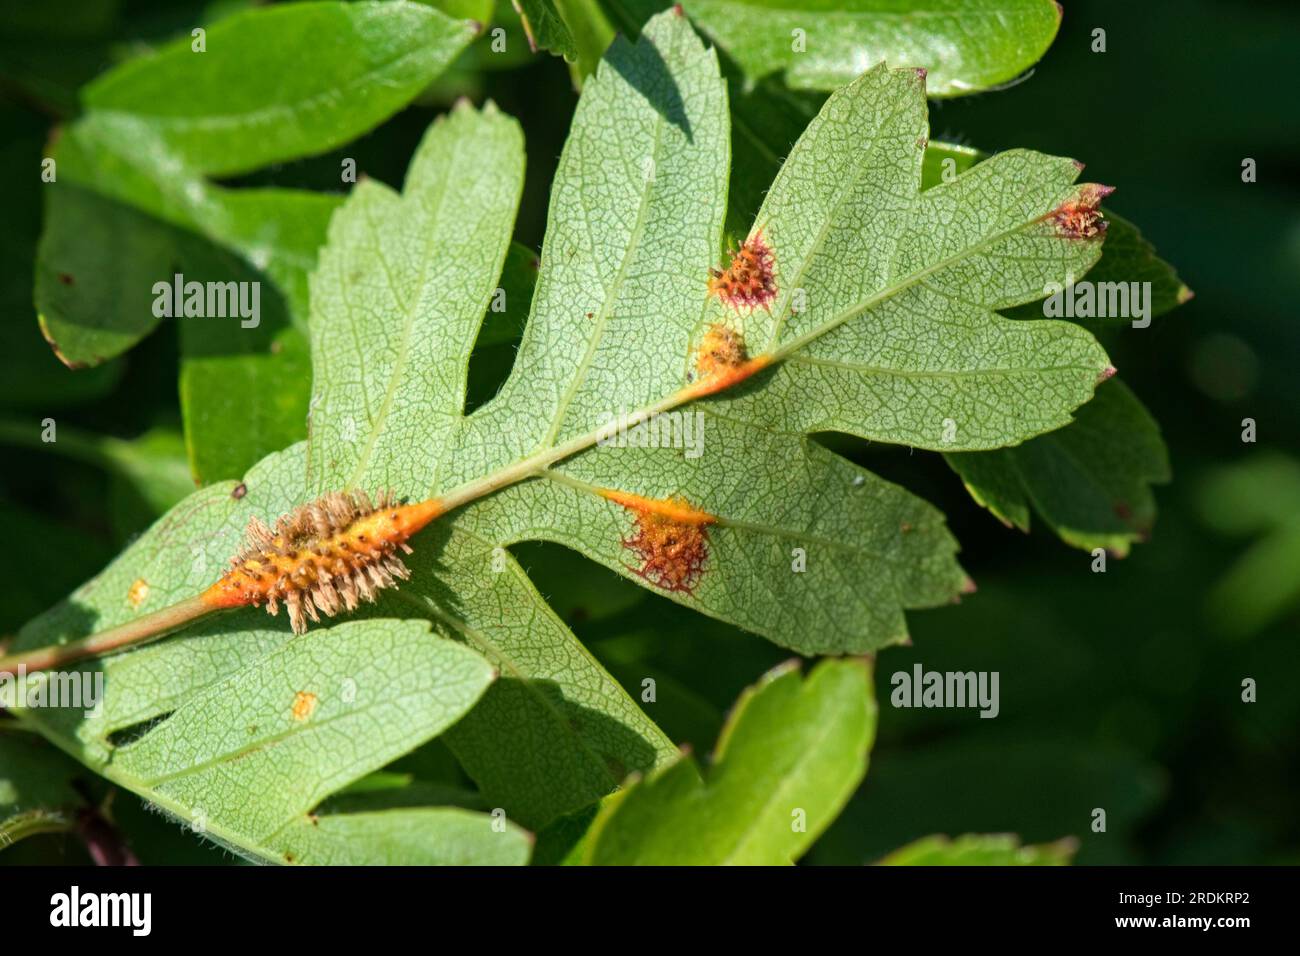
[304,97,679,827]
[14,9,1167,852]
[513,0,579,59]
[582,658,877,865]
[709,66,1113,451]
[946,379,1171,556]
[603,0,1061,96]
[270,806,532,865]
[82,0,479,177]
[877,833,1077,866]
[10,615,508,865]
[308,16,964,668]
[919,142,1193,323]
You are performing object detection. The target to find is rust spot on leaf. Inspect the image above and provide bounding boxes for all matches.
[687,323,771,398]
[291,690,318,721]
[127,578,150,609]
[695,323,747,380]
[231,482,247,500]
[1048,184,1114,239]
[708,232,776,310]
[601,490,715,594]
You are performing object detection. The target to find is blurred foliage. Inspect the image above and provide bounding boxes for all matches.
[1,0,1296,865]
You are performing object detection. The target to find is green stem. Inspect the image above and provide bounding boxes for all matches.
[0,595,217,676]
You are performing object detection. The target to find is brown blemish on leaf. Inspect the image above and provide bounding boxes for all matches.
[687,323,772,398]
[696,323,747,380]
[1048,184,1115,239]
[231,482,247,500]
[57,272,74,286]
[708,232,776,310]
[600,490,716,593]
[291,691,318,721]
[127,578,149,610]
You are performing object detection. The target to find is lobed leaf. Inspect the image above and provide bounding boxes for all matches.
[946,379,1171,556]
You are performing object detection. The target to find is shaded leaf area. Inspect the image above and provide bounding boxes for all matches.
[34,1,476,481]
[877,832,1076,865]
[0,726,92,848]
[513,0,617,81]
[583,659,876,864]
[0,109,122,409]
[946,379,1171,556]
[603,0,1061,96]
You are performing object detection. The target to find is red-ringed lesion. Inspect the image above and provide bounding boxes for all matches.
[1047,183,1115,240]
[707,231,777,311]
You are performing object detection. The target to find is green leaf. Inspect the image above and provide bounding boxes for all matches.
[513,0,579,59]
[35,1,473,481]
[712,68,1112,452]
[273,805,532,865]
[433,23,971,656]
[306,98,678,827]
[513,0,617,80]
[946,379,1172,556]
[82,1,479,177]
[11,617,505,864]
[583,658,877,864]
[608,0,1061,96]
[877,833,1077,865]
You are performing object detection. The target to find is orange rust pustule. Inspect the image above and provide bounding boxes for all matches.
[688,324,771,398]
[601,490,715,593]
[1049,184,1115,239]
[695,323,747,381]
[202,491,444,634]
[707,233,776,310]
